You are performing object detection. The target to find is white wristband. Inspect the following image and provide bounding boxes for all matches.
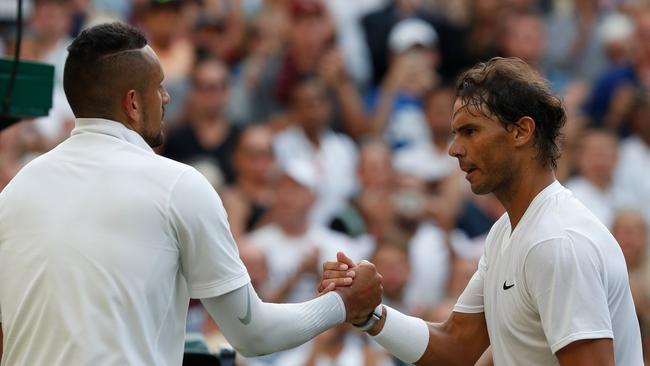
[372,306,429,364]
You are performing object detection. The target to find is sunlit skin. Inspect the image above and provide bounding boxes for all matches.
[138,46,170,147]
[124,45,171,148]
[448,98,554,230]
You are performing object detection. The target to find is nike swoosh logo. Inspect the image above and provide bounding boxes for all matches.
[238,286,252,325]
[503,281,515,290]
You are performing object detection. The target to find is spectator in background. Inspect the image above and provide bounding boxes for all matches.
[584,6,650,131]
[544,0,609,82]
[323,0,381,88]
[230,0,368,136]
[247,160,372,304]
[330,138,397,240]
[361,0,463,86]
[163,57,238,185]
[366,18,439,152]
[139,0,195,120]
[614,88,650,225]
[392,86,456,180]
[191,1,247,65]
[598,12,634,68]
[396,172,474,315]
[22,0,76,147]
[612,210,650,363]
[221,125,276,239]
[498,12,546,72]
[565,129,630,228]
[273,75,358,226]
[229,4,289,125]
[271,324,394,366]
[371,231,412,314]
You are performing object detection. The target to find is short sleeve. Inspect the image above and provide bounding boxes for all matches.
[524,237,613,354]
[454,253,487,313]
[169,169,250,298]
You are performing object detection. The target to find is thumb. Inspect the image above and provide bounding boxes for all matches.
[337,251,356,268]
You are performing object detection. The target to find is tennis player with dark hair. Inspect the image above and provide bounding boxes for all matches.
[321,57,643,365]
[0,22,382,365]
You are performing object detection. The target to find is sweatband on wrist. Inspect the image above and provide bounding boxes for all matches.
[372,305,429,364]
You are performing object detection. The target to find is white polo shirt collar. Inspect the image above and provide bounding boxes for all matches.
[71,118,153,152]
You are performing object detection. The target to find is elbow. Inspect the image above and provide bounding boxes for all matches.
[228,332,272,357]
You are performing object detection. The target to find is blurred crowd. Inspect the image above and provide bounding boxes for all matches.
[1,0,650,364]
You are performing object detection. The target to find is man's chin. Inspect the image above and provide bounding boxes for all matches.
[146,133,165,148]
[469,183,492,196]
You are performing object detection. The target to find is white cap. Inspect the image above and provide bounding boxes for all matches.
[599,13,634,45]
[283,159,318,192]
[388,18,438,53]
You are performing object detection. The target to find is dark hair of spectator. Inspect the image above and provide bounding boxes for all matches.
[63,22,148,116]
[455,57,566,170]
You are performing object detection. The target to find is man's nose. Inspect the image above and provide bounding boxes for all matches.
[448,138,465,158]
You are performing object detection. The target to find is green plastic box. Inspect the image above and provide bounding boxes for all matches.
[0,58,54,123]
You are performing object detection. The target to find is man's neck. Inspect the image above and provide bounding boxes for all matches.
[303,129,321,148]
[494,166,556,231]
[278,219,309,237]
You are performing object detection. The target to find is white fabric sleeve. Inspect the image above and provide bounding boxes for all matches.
[372,306,430,364]
[201,283,346,357]
[453,252,487,313]
[524,236,613,354]
[169,168,250,298]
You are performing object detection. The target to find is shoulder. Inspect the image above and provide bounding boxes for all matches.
[324,131,357,153]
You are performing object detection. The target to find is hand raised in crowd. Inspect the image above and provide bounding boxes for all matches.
[319,252,382,325]
[318,48,347,87]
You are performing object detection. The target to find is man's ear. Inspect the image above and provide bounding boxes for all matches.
[123,89,140,124]
[512,116,536,148]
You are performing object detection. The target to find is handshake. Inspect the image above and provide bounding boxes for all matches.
[318,252,385,333]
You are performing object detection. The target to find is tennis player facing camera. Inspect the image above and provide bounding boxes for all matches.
[321,57,643,365]
[0,23,382,365]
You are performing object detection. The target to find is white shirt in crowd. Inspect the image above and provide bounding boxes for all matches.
[249,224,372,303]
[392,140,457,182]
[268,331,394,366]
[0,118,250,366]
[615,135,650,225]
[454,181,643,365]
[273,127,358,226]
[565,176,632,228]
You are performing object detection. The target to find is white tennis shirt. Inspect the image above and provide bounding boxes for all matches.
[454,181,643,365]
[0,118,250,365]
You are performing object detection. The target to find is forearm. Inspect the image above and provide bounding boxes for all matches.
[202,284,345,357]
[370,86,398,135]
[333,80,369,139]
[371,307,489,366]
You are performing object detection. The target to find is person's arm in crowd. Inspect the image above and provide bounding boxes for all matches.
[320,253,490,365]
[319,49,370,140]
[367,54,413,136]
[220,0,247,63]
[201,260,381,357]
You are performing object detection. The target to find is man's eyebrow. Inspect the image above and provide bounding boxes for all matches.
[451,122,478,134]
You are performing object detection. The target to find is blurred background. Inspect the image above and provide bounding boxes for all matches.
[1,0,650,364]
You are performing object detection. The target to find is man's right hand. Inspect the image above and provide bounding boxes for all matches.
[319,252,383,325]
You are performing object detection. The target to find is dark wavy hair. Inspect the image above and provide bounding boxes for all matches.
[455,57,566,170]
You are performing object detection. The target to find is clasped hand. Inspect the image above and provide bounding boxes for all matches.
[319,252,383,325]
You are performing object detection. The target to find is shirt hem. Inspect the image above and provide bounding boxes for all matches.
[452,305,485,314]
[550,330,614,354]
[189,272,251,299]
